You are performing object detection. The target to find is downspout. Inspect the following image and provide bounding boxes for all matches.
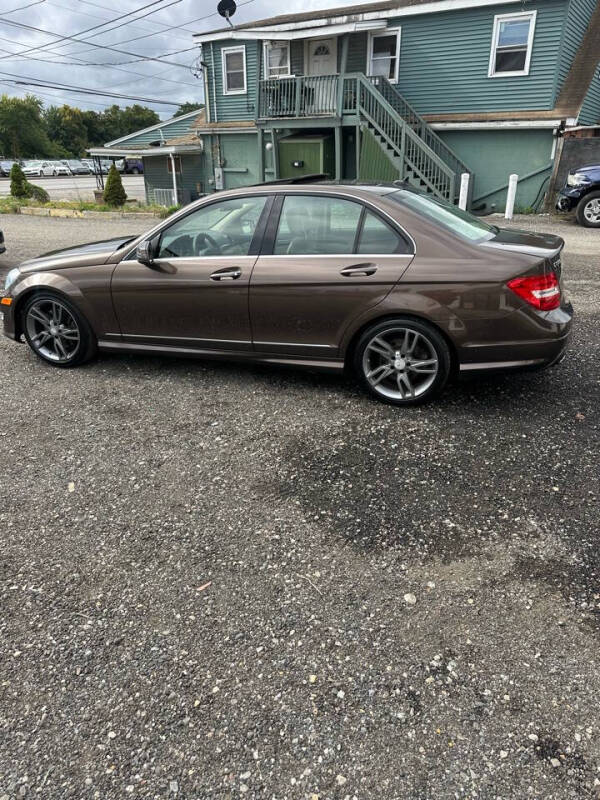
[199,45,211,124]
[210,42,218,123]
[169,152,178,204]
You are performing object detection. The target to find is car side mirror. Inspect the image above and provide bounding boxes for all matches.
[137,237,158,266]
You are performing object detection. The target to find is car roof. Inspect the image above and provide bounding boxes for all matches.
[210,181,402,201]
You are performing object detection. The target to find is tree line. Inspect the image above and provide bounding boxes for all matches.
[0,95,202,160]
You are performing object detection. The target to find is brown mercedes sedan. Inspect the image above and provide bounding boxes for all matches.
[1,182,572,405]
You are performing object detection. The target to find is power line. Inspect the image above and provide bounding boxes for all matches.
[0,70,181,105]
[0,0,182,61]
[0,33,200,92]
[45,0,196,43]
[42,0,257,61]
[5,0,46,13]
[41,0,186,55]
[0,15,192,67]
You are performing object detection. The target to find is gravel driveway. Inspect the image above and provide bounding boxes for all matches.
[0,212,599,799]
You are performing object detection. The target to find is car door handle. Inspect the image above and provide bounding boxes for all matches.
[340,263,377,277]
[210,267,242,281]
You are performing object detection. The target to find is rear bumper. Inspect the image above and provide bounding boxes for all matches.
[458,301,573,374]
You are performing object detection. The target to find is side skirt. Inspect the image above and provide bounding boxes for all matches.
[97,339,345,373]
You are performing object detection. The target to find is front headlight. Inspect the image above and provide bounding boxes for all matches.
[4,268,20,292]
[567,172,590,187]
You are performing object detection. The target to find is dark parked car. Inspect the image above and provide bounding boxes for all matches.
[556,163,600,227]
[0,229,5,254]
[117,158,143,174]
[1,181,572,405]
[0,160,16,177]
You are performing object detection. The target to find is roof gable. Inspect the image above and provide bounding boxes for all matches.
[103,107,204,148]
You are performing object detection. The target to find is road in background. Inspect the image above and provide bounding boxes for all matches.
[0,175,146,202]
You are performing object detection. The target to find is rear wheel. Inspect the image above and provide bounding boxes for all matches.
[354,318,451,406]
[576,191,600,228]
[22,293,96,368]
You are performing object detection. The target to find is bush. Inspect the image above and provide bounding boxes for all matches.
[10,163,29,198]
[103,164,127,207]
[28,183,50,203]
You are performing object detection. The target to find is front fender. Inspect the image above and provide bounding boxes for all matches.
[10,271,108,339]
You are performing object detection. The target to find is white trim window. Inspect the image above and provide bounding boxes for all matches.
[488,11,537,77]
[263,40,291,78]
[368,28,401,83]
[222,45,247,95]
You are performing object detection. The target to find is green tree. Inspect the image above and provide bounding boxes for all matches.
[44,104,88,157]
[0,94,54,158]
[9,162,29,198]
[173,102,203,117]
[103,164,127,206]
[9,163,49,202]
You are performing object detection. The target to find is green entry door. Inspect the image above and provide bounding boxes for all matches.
[278,135,335,180]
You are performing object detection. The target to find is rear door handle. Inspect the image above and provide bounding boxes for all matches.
[340,263,377,277]
[210,267,242,281]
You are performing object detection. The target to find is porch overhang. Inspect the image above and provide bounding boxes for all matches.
[88,145,204,158]
[195,18,387,43]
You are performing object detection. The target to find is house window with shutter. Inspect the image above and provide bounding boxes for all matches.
[489,11,537,77]
[222,45,247,95]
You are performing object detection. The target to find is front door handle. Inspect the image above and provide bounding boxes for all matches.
[340,263,377,277]
[210,267,242,281]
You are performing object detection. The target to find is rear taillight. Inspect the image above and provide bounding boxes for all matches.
[507,272,561,311]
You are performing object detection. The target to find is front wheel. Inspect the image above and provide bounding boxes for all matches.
[354,318,451,406]
[22,293,96,368]
[576,191,600,228]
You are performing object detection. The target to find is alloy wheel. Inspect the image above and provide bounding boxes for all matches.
[583,198,600,224]
[362,327,439,401]
[25,298,81,364]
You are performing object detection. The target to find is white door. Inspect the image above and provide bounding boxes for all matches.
[305,38,337,113]
[306,38,337,76]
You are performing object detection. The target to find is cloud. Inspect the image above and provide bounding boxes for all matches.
[0,0,367,117]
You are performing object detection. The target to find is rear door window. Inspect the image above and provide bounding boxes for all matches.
[357,210,409,254]
[273,195,363,255]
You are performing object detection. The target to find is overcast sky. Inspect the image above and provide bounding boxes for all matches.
[0,0,368,118]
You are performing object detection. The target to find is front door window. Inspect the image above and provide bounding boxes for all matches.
[157,196,268,259]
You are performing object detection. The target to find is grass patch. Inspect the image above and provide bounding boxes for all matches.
[0,197,171,215]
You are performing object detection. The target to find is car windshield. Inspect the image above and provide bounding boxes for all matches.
[389,189,497,242]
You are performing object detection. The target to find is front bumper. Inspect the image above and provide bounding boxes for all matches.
[556,186,589,212]
[1,296,16,340]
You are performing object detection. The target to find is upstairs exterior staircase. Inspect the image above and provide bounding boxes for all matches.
[258,72,473,206]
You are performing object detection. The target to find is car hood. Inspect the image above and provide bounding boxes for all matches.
[18,235,137,272]
[482,227,564,259]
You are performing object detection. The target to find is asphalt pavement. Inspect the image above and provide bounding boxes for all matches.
[0,212,598,799]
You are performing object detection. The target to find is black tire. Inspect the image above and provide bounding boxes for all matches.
[21,292,97,368]
[353,317,451,406]
[576,191,600,228]
[131,168,139,174]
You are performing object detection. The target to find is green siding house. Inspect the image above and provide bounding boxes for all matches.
[96,0,600,212]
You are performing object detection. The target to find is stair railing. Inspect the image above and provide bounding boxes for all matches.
[342,74,456,203]
[369,76,472,186]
